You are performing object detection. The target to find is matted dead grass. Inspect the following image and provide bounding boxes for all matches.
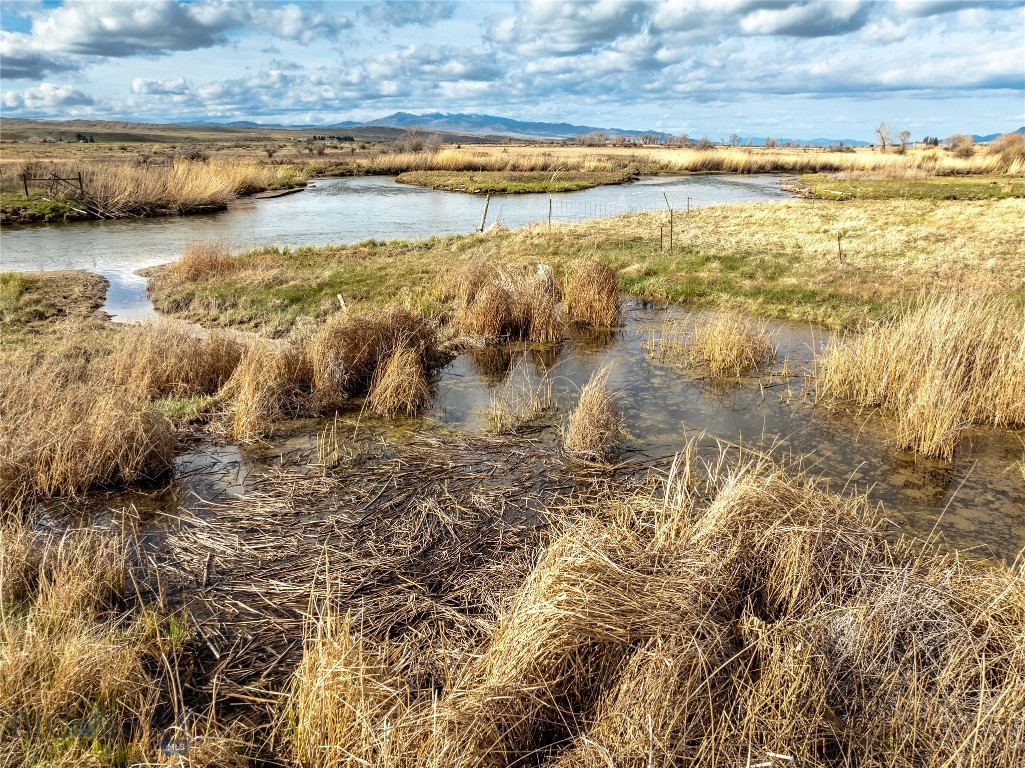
[276,442,1025,767]
[817,290,1025,459]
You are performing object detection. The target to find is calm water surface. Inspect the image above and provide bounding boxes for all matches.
[0,175,789,320]
[157,305,1025,563]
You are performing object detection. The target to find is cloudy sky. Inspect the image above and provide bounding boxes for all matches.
[1,0,1023,140]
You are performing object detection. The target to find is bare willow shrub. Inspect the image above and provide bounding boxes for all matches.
[563,259,621,327]
[988,132,1025,173]
[817,291,1025,459]
[564,364,624,460]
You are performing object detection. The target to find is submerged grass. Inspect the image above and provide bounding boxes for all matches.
[817,290,1025,460]
[564,364,624,460]
[650,309,775,377]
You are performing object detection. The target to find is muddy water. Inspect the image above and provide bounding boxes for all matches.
[143,304,1025,564]
[0,174,789,321]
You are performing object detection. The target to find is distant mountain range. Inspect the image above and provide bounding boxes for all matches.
[316,112,879,146]
[5,112,1022,147]
[184,112,1024,146]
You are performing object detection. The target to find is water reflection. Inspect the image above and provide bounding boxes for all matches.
[425,305,1025,561]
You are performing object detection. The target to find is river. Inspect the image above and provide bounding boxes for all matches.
[0,174,790,320]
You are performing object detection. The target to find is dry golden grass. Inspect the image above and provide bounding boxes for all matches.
[3,157,303,216]
[148,198,1025,333]
[285,609,409,768]
[105,318,243,398]
[307,305,437,408]
[345,144,1024,179]
[217,305,439,438]
[0,519,153,766]
[0,352,176,505]
[817,290,1025,459]
[562,259,621,328]
[451,262,564,342]
[650,310,775,377]
[281,448,1025,766]
[173,240,241,282]
[564,365,624,460]
[220,341,310,442]
[367,343,432,417]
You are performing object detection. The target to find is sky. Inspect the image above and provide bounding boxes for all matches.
[1,0,1023,141]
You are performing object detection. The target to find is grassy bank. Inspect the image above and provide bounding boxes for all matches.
[0,158,308,224]
[147,197,1025,332]
[0,270,108,337]
[395,169,635,193]
[797,174,1025,200]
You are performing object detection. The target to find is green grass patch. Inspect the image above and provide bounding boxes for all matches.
[0,192,85,225]
[797,174,1025,200]
[1,270,108,338]
[395,169,635,194]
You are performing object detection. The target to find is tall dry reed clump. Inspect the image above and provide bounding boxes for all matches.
[105,319,243,398]
[172,240,242,282]
[817,290,1025,460]
[564,365,624,460]
[221,306,438,439]
[306,305,437,410]
[0,519,155,766]
[0,352,176,507]
[562,259,622,328]
[282,449,1025,767]
[7,158,303,217]
[219,342,311,442]
[651,310,775,377]
[450,262,564,342]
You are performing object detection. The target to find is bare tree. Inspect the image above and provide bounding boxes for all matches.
[763,137,777,149]
[898,130,911,154]
[947,133,975,158]
[677,133,688,146]
[875,122,892,152]
[424,133,443,153]
[728,132,741,147]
